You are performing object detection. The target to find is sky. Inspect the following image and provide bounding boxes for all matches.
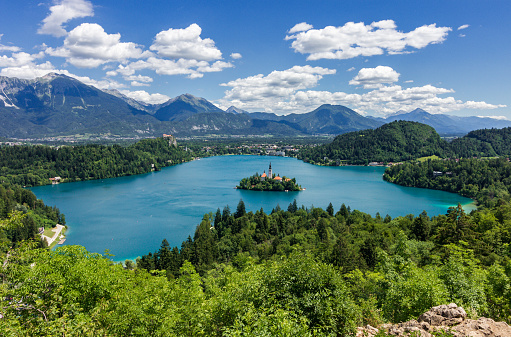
[0,0,509,118]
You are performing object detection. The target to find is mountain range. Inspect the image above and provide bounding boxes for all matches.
[374,108,511,136]
[0,73,509,139]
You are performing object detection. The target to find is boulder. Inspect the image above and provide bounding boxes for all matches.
[356,303,511,337]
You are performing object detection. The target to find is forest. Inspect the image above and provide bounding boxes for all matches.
[2,196,510,335]
[299,122,511,165]
[384,157,511,208]
[237,173,302,191]
[0,136,193,187]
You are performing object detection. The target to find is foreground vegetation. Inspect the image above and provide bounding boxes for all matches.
[2,196,511,335]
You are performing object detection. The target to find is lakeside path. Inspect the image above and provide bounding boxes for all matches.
[41,224,65,246]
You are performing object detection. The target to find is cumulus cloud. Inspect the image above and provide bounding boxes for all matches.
[285,20,451,61]
[288,22,314,34]
[38,0,94,37]
[120,57,233,79]
[131,81,149,87]
[217,65,505,115]
[347,67,356,72]
[230,52,242,59]
[349,66,400,88]
[0,52,45,67]
[45,23,149,68]
[120,89,170,104]
[124,74,153,83]
[457,24,469,30]
[220,65,336,106]
[150,24,222,61]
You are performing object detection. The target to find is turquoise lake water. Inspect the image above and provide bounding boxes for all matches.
[30,155,475,261]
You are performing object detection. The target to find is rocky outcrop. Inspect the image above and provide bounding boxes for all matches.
[356,303,511,337]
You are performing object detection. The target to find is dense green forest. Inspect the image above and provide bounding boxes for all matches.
[0,137,193,187]
[450,127,511,158]
[133,199,511,332]
[299,122,511,165]
[0,183,64,252]
[384,158,511,208]
[237,174,302,191]
[298,121,452,165]
[4,198,508,335]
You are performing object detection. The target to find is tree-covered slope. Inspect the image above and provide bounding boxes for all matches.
[299,120,452,165]
[0,137,192,186]
[450,127,511,158]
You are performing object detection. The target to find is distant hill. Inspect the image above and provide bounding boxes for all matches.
[298,120,453,165]
[382,108,511,135]
[450,127,511,158]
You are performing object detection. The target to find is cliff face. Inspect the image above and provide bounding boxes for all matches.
[356,303,511,337]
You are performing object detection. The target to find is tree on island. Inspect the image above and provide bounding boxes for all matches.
[237,164,302,192]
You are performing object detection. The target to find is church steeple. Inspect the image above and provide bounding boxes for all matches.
[268,162,272,179]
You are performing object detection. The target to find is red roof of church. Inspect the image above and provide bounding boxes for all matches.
[261,172,267,177]
[274,175,282,181]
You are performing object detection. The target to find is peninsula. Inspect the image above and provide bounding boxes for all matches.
[237,163,302,191]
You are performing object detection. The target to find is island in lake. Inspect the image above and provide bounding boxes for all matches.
[237,163,303,191]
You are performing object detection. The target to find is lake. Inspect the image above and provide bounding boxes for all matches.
[30,155,475,261]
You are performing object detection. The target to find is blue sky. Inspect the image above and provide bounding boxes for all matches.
[0,0,509,118]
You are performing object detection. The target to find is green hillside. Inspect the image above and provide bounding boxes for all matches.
[299,120,452,165]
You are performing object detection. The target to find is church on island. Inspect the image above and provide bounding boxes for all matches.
[260,163,289,182]
[236,163,302,192]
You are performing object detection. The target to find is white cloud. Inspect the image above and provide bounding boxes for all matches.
[288,22,314,34]
[0,52,45,67]
[286,20,451,61]
[220,65,336,105]
[217,65,337,112]
[457,24,469,30]
[0,62,58,79]
[0,34,21,52]
[120,89,170,104]
[349,66,400,88]
[150,23,222,61]
[131,81,150,87]
[476,115,508,120]
[217,65,506,116]
[45,23,149,68]
[124,74,153,83]
[120,57,232,79]
[347,67,356,72]
[230,52,242,59]
[38,0,94,37]
[404,80,414,83]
